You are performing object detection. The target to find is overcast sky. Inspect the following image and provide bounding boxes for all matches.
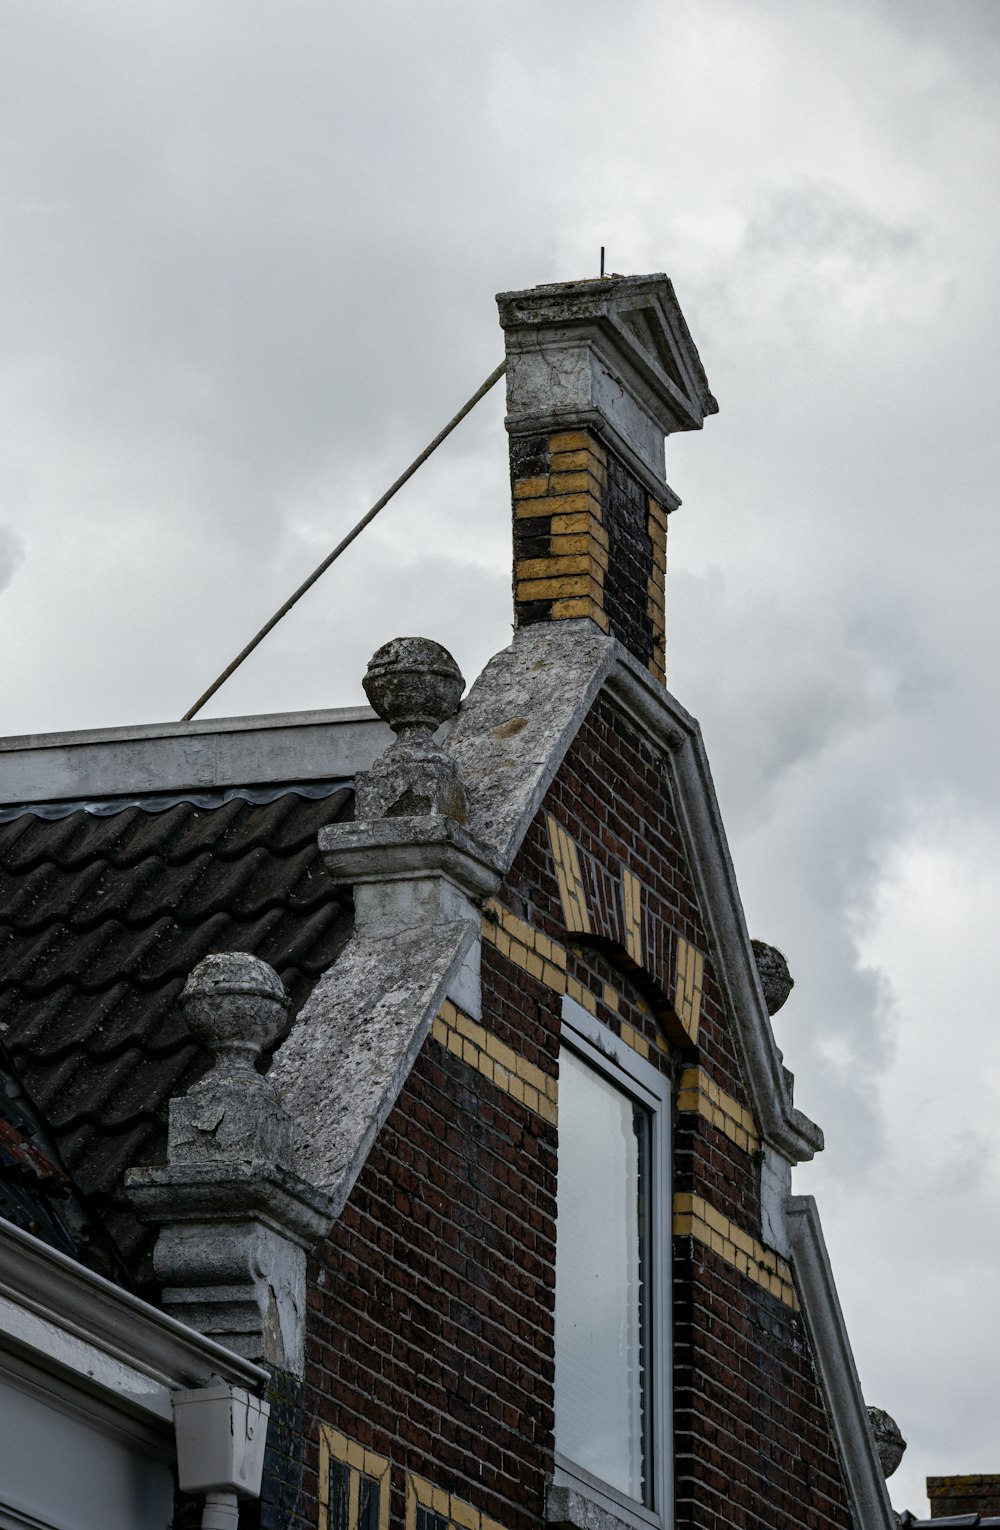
[2,0,998,1513]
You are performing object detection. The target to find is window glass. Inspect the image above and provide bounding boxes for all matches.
[554,1045,651,1503]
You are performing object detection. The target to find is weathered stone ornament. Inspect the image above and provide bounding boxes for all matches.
[752,939,794,1016]
[867,1406,906,1479]
[357,636,468,822]
[169,953,292,1169]
[127,953,332,1374]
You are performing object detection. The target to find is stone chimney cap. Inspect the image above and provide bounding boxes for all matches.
[497,272,718,440]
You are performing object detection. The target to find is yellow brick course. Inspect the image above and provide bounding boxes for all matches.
[548,429,607,461]
[516,572,603,604]
[673,1192,797,1308]
[676,1066,760,1154]
[432,998,558,1124]
[482,903,662,1062]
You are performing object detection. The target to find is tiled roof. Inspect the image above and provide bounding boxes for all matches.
[0,784,354,1279]
[0,1044,76,1259]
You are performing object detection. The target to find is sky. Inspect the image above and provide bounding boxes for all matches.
[1,0,998,1514]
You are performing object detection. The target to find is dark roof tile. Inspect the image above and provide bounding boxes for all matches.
[0,782,354,1278]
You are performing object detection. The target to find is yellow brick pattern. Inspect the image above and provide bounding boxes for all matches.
[513,431,610,633]
[647,495,668,684]
[406,1474,510,1530]
[482,903,661,1051]
[676,1066,760,1154]
[673,1193,797,1308]
[545,815,591,935]
[675,936,704,1044]
[431,999,558,1124]
[319,1428,390,1530]
[621,867,644,966]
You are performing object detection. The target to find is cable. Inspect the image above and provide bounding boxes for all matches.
[181,359,507,721]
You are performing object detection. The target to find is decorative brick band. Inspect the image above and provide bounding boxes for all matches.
[482,902,598,1019]
[673,1192,797,1308]
[406,1473,510,1530]
[482,899,704,1063]
[546,814,591,935]
[676,1066,759,1155]
[432,999,558,1124]
[674,936,704,1044]
[319,1426,390,1530]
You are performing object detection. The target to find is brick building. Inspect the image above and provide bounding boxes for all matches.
[0,275,899,1527]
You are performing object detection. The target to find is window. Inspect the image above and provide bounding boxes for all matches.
[319,1428,390,1530]
[554,997,671,1528]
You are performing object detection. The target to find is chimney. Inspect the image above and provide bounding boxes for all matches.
[927,1475,1000,1519]
[497,274,717,684]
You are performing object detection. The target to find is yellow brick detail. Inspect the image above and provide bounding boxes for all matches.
[675,1065,760,1153]
[550,598,610,630]
[548,429,607,460]
[549,450,608,484]
[548,470,598,497]
[515,553,606,582]
[515,573,602,603]
[546,815,591,935]
[547,510,605,536]
[431,1001,555,1121]
[321,1429,391,1530]
[619,1021,650,1060]
[513,475,550,500]
[602,982,620,1011]
[675,937,705,1044]
[523,491,598,518]
[672,1193,797,1308]
[621,868,644,966]
[550,531,609,559]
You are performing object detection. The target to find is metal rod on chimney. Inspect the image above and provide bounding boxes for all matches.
[181,360,507,722]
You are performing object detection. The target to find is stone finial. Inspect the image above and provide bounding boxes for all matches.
[127,952,333,1374]
[357,637,469,823]
[182,952,289,1074]
[752,939,794,1016]
[168,953,292,1170]
[867,1407,906,1479]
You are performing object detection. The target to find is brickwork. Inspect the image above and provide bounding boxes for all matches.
[295,692,854,1529]
[927,1475,1000,1517]
[510,430,670,682]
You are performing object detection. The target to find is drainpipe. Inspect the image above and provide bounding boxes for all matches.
[173,1381,270,1528]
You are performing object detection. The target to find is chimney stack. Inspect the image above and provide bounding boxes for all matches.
[497,274,717,684]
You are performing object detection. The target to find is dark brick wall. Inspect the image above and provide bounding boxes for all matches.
[602,451,655,669]
[288,696,854,1530]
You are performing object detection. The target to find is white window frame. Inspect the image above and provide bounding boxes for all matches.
[553,995,673,1530]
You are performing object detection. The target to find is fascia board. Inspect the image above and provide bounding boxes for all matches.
[0,706,391,804]
[785,1197,897,1529]
[0,1218,267,1423]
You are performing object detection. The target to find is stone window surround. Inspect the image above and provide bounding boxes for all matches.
[549,995,673,1530]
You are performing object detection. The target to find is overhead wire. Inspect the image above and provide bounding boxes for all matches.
[181,359,507,722]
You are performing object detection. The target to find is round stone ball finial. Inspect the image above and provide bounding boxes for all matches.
[181,953,290,1072]
[867,1407,906,1479]
[751,940,794,1016]
[363,637,465,740]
